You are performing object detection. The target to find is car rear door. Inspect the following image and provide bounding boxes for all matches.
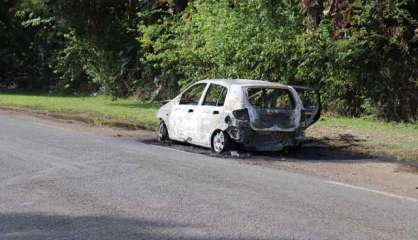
[169,83,207,141]
[292,86,321,128]
[191,83,228,146]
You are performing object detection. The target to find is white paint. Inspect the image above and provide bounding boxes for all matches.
[326,180,418,203]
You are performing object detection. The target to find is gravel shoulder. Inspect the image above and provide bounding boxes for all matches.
[3,108,418,199]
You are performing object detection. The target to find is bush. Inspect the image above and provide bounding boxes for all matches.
[139,0,418,121]
[139,0,303,91]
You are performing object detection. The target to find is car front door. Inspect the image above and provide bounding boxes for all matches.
[169,83,207,141]
[192,83,228,147]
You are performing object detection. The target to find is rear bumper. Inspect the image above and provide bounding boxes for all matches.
[226,121,304,151]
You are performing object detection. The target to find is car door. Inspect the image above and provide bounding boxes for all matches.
[169,83,207,141]
[292,86,321,128]
[191,83,228,147]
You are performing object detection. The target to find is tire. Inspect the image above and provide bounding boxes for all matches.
[211,130,230,154]
[158,121,169,142]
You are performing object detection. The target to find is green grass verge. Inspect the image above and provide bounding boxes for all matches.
[312,116,418,161]
[0,92,159,130]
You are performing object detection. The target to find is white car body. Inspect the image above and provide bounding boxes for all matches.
[157,79,320,151]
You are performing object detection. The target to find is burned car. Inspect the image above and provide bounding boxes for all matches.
[157,79,321,153]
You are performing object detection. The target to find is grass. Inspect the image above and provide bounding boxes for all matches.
[0,91,417,161]
[0,92,159,130]
[309,116,418,161]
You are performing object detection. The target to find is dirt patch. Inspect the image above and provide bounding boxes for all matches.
[2,108,418,199]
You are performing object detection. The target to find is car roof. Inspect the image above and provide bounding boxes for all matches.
[197,79,288,88]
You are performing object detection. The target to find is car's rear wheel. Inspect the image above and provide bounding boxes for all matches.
[158,121,169,142]
[211,130,230,154]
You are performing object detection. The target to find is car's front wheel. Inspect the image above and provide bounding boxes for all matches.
[158,121,169,142]
[211,130,230,154]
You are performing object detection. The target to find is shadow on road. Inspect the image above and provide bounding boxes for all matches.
[142,134,376,163]
[0,212,281,240]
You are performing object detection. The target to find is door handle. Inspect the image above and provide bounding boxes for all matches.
[188,109,194,113]
[213,110,219,115]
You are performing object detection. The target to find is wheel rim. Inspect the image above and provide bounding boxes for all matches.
[213,132,225,153]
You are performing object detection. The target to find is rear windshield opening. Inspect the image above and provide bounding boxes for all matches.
[246,88,295,110]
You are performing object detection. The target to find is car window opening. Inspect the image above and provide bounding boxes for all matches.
[179,83,207,105]
[247,88,295,110]
[203,84,228,107]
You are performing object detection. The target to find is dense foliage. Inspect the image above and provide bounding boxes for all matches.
[1,0,417,121]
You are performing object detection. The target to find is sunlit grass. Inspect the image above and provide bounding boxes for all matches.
[314,116,418,161]
[317,116,418,134]
[0,92,159,129]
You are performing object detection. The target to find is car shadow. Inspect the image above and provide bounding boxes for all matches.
[0,212,279,240]
[141,133,378,163]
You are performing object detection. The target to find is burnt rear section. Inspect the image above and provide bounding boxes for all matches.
[245,87,299,131]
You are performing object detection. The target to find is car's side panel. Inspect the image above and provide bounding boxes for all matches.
[168,83,208,142]
[192,105,228,147]
[183,84,210,144]
[224,85,245,111]
[157,100,173,137]
[188,83,229,147]
[168,103,188,141]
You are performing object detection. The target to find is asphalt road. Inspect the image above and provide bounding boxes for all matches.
[0,113,417,240]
